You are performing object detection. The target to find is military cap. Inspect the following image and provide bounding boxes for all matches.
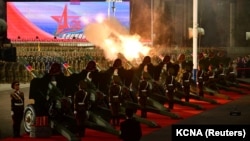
[163,55,171,63]
[86,60,97,71]
[142,56,151,65]
[11,80,19,89]
[49,62,61,75]
[113,58,122,69]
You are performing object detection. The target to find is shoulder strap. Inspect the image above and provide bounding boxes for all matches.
[82,91,88,104]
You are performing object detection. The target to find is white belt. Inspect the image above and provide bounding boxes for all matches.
[184,80,189,82]
[199,77,203,79]
[113,96,119,98]
[168,84,173,86]
[14,103,23,106]
[209,76,214,78]
[230,72,235,74]
[78,102,85,105]
[220,74,225,76]
[141,90,147,92]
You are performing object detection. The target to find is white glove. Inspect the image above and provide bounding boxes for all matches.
[109,103,111,106]
[74,111,77,115]
[11,111,14,116]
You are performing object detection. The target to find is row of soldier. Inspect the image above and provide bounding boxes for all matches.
[0,54,109,84]
[36,49,237,123]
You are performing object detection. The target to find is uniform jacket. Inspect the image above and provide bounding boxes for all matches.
[74,89,90,112]
[197,69,205,83]
[109,83,122,103]
[182,71,192,87]
[10,91,24,112]
[165,74,177,91]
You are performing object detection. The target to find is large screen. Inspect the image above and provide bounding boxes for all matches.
[7,1,130,42]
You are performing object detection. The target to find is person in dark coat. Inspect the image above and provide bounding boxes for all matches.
[197,64,205,97]
[157,55,174,84]
[181,64,192,102]
[165,67,177,109]
[131,56,153,92]
[138,72,151,118]
[74,80,91,137]
[108,75,123,126]
[120,108,142,141]
[226,62,237,83]
[204,64,219,92]
[10,81,24,138]
[111,58,135,88]
[215,63,227,86]
[106,58,137,103]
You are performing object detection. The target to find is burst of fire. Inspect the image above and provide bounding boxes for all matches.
[85,17,151,62]
[120,35,151,61]
[103,34,151,61]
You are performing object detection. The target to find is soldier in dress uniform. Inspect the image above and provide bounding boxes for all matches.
[158,55,174,84]
[226,62,237,83]
[165,67,177,109]
[176,53,185,70]
[204,64,219,92]
[138,72,151,118]
[197,53,207,97]
[197,64,205,97]
[40,61,46,75]
[10,81,24,138]
[110,58,134,88]
[67,60,97,92]
[108,75,123,126]
[181,61,193,102]
[104,58,136,105]
[131,56,152,93]
[73,80,91,137]
[215,63,227,86]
